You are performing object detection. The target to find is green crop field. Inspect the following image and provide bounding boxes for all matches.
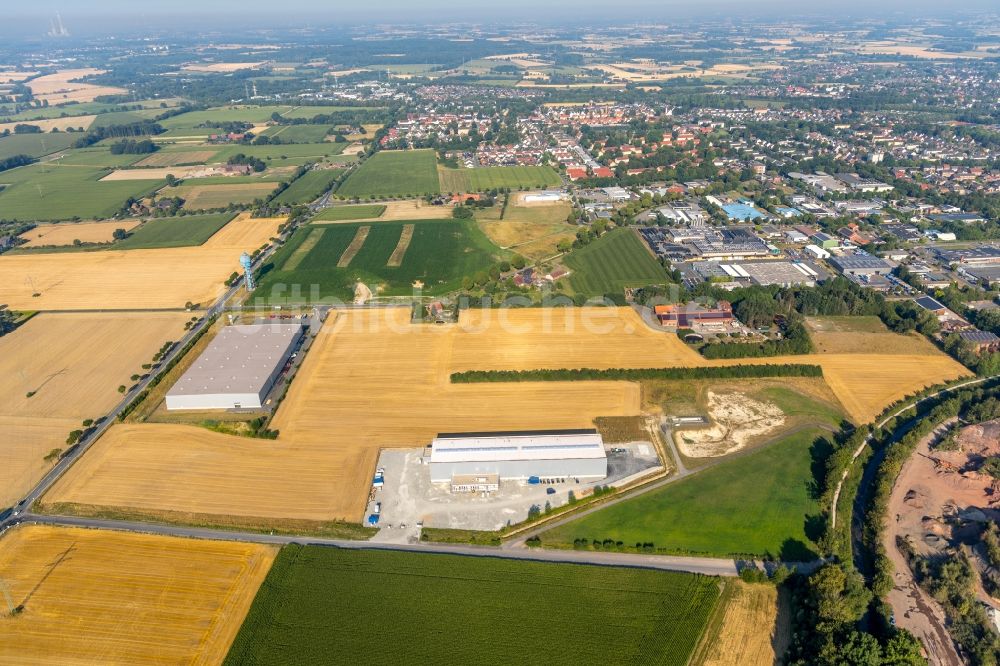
[224,545,721,666]
[88,108,164,128]
[253,219,498,302]
[261,124,333,142]
[211,143,345,167]
[311,204,386,221]
[159,105,292,129]
[338,149,440,198]
[0,164,162,221]
[0,133,77,160]
[542,428,829,560]
[0,99,182,123]
[279,105,383,119]
[271,169,343,205]
[53,148,146,168]
[564,228,669,296]
[439,165,561,192]
[114,213,236,249]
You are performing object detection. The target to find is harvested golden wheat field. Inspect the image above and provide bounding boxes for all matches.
[0,115,97,134]
[0,312,189,419]
[0,312,188,509]
[0,248,241,309]
[46,308,640,522]
[18,220,142,247]
[450,308,968,423]
[26,68,126,104]
[691,581,790,666]
[0,416,78,510]
[0,525,275,665]
[202,211,286,250]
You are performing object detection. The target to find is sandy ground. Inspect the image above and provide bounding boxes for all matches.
[46,308,640,522]
[694,581,790,666]
[0,115,97,133]
[18,220,141,247]
[26,68,126,105]
[675,391,785,458]
[885,421,965,666]
[0,525,275,665]
[0,247,244,310]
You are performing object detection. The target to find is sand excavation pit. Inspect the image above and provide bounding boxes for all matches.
[674,391,786,458]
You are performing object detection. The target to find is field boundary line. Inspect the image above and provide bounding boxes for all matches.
[337,225,370,267]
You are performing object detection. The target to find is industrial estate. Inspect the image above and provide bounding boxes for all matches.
[2,6,1000,666]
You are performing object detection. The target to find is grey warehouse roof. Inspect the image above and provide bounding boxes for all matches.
[168,323,303,397]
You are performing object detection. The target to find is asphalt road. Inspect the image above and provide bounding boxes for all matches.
[6,513,738,577]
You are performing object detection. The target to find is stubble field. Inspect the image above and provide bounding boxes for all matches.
[18,220,142,247]
[44,308,640,522]
[0,525,275,665]
[0,248,240,309]
[691,581,790,666]
[0,312,189,508]
[43,307,966,523]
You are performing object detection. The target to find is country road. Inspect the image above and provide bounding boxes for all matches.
[5,513,740,577]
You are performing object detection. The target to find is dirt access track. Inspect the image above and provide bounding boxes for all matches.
[45,307,966,524]
[0,524,275,665]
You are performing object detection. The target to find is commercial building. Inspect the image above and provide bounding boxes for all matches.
[739,261,818,287]
[829,255,891,277]
[166,323,304,410]
[429,429,608,484]
[654,301,735,328]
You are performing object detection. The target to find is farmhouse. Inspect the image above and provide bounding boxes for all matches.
[429,429,608,485]
[654,301,735,328]
[166,323,304,410]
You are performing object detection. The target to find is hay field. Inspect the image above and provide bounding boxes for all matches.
[0,115,97,133]
[0,312,189,419]
[691,581,790,666]
[202,211,286,250]
[805,315,940,355]
[46,308,640,521]
[477,195,575,260]
[167,182,278,209]
[0,416,78,510]
[0,525,275,665]
[26,68,126,105]
[18,220,141,247]
[0,249,240,310]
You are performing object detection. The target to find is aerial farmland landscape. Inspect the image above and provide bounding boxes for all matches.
[2,1,1000,665]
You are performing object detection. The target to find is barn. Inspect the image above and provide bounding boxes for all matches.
[429,429,608,485]
[165,323,304,410]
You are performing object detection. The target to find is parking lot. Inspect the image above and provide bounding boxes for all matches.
[365,441,661,543]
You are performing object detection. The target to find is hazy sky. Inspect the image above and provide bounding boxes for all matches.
[3,0,997,38]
